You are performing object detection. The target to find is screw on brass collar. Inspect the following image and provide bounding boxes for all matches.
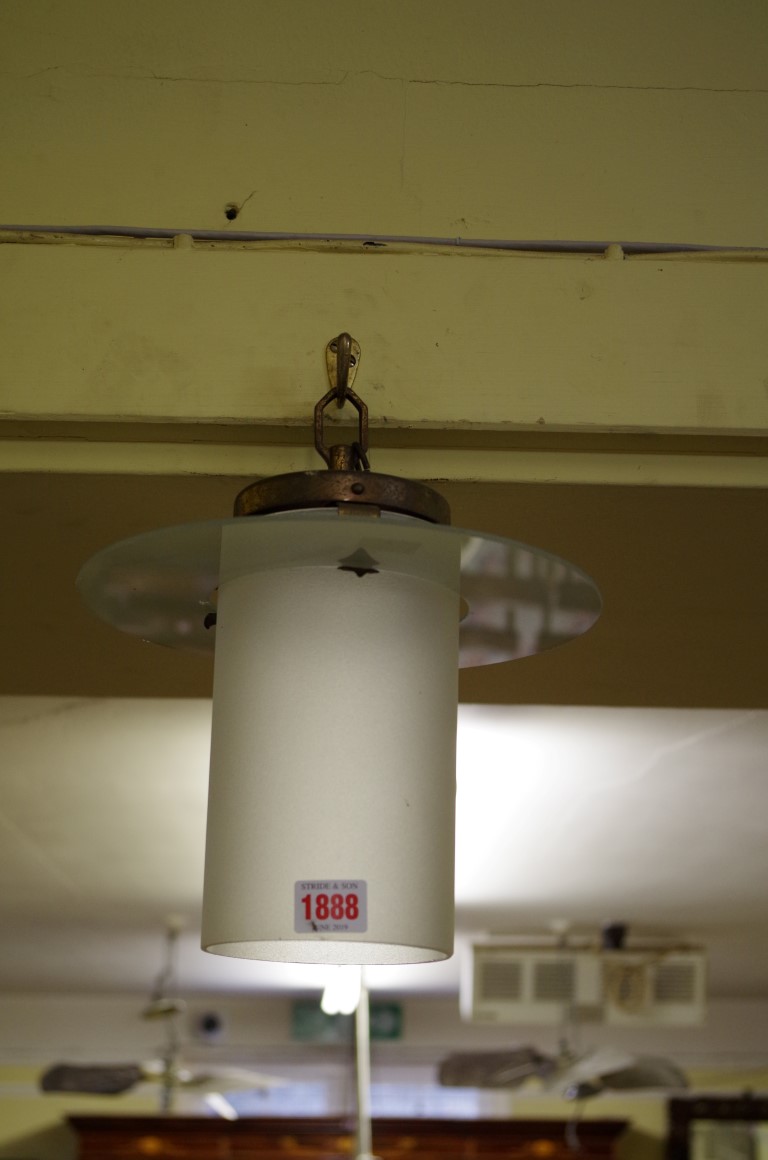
[233,470,451,524]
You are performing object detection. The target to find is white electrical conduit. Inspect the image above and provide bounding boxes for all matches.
[1,224,767,261]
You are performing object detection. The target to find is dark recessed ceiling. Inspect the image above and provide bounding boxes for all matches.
[3,471,765,709]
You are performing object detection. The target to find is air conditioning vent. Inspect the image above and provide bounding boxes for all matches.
[533,961,575,1002]
[462,941,707,1027]
[605,952,707,1026]
[479,960,523,1001]
[603,961,652,1012]
[654,962,696,1004]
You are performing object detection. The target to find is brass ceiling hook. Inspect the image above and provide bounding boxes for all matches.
[326,332,361,407]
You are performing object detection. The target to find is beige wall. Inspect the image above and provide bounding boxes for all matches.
[2,0,767,243]
[1,0,767,485]
[0,1081,670,1160]
[0,5,765,1159]
[1,995,767,1159]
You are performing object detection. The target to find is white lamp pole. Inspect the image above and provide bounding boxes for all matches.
[354,973,375,1160]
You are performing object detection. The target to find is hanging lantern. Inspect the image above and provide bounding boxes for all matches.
[77,333,601,966]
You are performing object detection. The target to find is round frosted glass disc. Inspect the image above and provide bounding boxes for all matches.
[76,510,601,667]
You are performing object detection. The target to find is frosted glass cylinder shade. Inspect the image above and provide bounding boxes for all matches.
[202,528,460,965]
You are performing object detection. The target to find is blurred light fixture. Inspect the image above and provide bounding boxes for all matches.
[321,965,363,1015]
[204,1092,239,1121]
[141,915,187,1021]
[78,333,601,967]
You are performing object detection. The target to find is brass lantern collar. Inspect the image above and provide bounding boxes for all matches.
[233,470,451,524]
[235,332,451,525]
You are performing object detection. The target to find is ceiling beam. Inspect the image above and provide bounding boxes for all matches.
[0,241,766,485]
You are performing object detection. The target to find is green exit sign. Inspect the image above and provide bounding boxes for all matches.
[291,1001,403,1043]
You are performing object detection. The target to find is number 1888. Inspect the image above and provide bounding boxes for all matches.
[301,892,359,922]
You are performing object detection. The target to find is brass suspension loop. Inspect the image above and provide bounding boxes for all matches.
[315,331,368,469]
[233,332,451,525]
[314,383,369,470]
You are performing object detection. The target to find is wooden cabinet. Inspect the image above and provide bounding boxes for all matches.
[69,1115,628,1159]
[667,1095,768,1159]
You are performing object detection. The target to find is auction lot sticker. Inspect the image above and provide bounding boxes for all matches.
[295,880,368,933]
